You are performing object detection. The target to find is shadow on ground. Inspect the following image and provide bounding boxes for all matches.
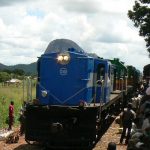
[14,144,43,150]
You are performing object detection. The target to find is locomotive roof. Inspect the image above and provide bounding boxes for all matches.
[44,39,85,54]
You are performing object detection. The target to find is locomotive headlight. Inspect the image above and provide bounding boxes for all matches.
[63,55,69,61]
[57,55,64,61]
[57,53,70,65]
[41,90,48,97]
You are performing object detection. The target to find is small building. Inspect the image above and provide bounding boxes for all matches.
[6,79,22,86]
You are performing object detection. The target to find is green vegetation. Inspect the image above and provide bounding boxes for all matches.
[0,69,26,83]
[0,60,37,129]
[128,0,150,56]
[0,72,10,82]
[0,62,37,76]
[0,83,36,129]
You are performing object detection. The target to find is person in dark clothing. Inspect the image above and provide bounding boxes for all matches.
[107,142,116,150]
[19,101,26,135]
[140,87,150,105]
[19,110,25,135]
[8,101,14,130]
[120,103,135,145]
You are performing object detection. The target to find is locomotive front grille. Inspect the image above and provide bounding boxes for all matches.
[25,105,97,146]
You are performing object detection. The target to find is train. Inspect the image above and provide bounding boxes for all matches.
[25,39,141,149]
[126,65,142,91]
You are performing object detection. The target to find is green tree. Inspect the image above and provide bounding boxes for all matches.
[13,69,25,76]
[0,72,10,82]
[128,0,150,56]
[2,69,12,74]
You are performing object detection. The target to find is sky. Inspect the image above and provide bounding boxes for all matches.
[0,0,149,71]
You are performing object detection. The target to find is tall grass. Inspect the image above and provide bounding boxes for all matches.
[0,83,36,129]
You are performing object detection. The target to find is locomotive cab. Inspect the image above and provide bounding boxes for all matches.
[93,58,112,104]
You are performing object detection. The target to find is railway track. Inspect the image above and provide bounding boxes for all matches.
[0,114,127,150]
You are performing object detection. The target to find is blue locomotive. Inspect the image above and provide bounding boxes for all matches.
[36,39,112,105]
[25,39,134,149]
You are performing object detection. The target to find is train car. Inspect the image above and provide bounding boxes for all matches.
[25,39,130,149]
[127,65,141,91]
[109,58,127,92]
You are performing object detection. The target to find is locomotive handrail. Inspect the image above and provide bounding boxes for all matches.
[99,80,104,120]
[77,57,93,59]
[81,78,90,81]
[93,80,104,106]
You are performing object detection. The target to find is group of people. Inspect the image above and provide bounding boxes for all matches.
[119,80,150,150]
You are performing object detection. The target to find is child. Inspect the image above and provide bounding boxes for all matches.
[8,101,14,130]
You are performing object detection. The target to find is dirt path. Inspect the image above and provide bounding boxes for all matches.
[0,135,43,150]
[0,120,127,150]
[93,120,127,150]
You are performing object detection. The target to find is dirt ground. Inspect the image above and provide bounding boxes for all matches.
[0,121,127,150]
[93,120,127,150]
[0,135,42,150]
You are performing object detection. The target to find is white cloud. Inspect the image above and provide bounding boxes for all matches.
[0,0,149,71]
[101,0,135,13]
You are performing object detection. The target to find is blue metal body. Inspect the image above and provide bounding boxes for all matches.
[36,39,112,106]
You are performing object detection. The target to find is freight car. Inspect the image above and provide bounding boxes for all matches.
[127,65,142,91]
[109,58,127,91]
[25,39,136,149]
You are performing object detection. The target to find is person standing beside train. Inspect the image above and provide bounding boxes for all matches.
[19,101,27,135]
[120,103,136,145]
[8,101,14,131]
